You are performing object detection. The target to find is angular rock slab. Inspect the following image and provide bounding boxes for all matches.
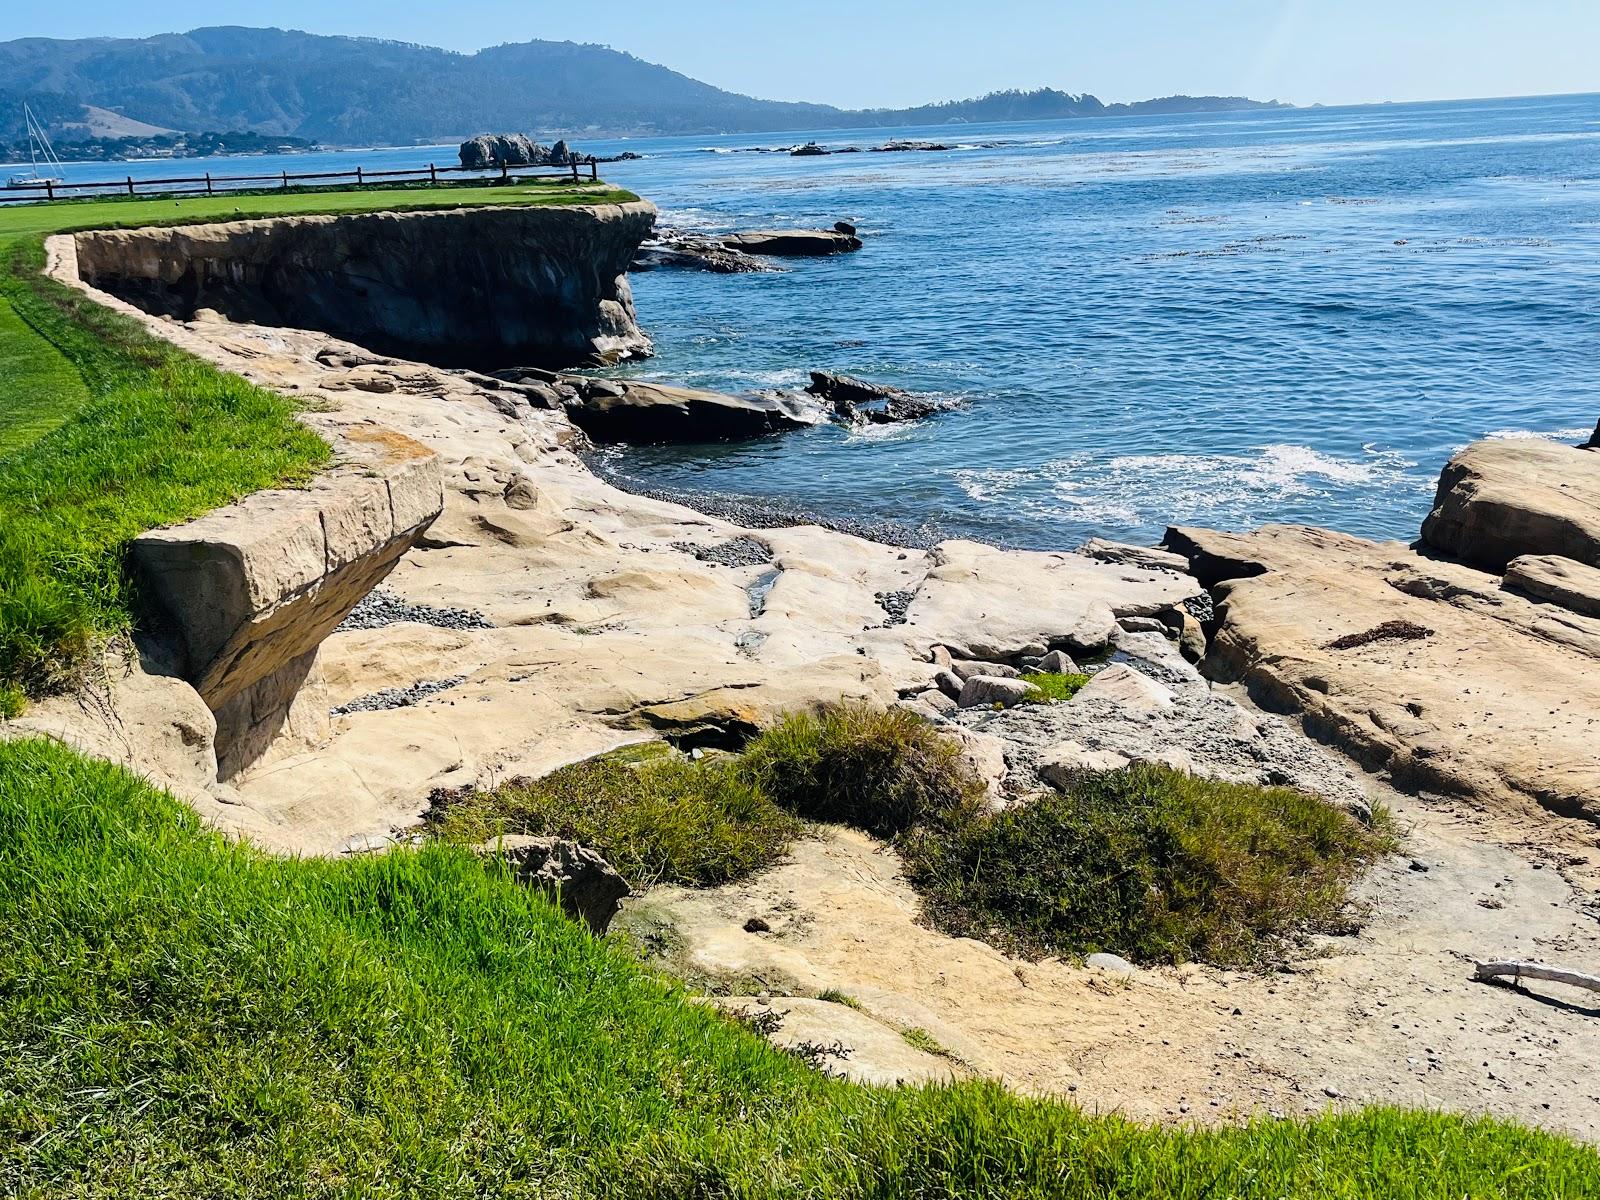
[1167,523,1600,823]
[132,428,443,778]
[904,540,1201,660]
[1503,554,1600,619]
[1421,438,1600,572]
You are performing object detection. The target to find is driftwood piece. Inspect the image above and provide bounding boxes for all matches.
[1472,960,1600,995]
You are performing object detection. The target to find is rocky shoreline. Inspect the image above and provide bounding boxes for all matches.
[12,200,1600,1139]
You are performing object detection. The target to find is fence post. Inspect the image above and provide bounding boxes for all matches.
[429,163,437,184]
[45,180,54,201]
[282,171,289,190]
[571,160,579,183]
[126,176,135,197]
[590,157,598,181]
[501,161,509,182]
[205,172,213,195]
[356,166,363,186]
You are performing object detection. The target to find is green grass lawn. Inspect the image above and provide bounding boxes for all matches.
[0,179,636,705]
[4,735,1595,1199]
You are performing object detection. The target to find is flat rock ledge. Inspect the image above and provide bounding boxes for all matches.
[1166,434,1600,823]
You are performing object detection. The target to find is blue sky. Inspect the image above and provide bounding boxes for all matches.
[12,1,1600,109]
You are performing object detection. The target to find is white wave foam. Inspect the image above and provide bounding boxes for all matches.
[950,443,1423,529]
[1484,426,1592,442]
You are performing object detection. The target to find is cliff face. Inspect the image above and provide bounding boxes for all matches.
[74,201,657,367]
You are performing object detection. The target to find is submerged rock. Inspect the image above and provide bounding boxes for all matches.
[805,370,952,424]
[633,228,780,274]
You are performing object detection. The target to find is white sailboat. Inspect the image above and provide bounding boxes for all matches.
[8,103,65,188]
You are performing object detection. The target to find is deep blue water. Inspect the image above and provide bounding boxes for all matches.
[19,96,1600,548]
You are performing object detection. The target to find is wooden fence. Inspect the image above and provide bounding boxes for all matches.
[0,157,601,204]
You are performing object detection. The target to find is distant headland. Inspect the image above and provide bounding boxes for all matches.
[0,26,1289,151]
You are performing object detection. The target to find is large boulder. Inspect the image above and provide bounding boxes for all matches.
[130,428,443,779]
[1420,438,1600,572]
[459,133,547,168]
[481,835,629,934]
[720,229,863,257]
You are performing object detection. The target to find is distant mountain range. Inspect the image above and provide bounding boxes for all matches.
[0,26,1289,147]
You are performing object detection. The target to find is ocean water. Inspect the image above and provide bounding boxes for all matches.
[584,95,1600,548]
[19,96,1600,549]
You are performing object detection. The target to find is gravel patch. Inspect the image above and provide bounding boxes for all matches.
[672,535,774,567]
[581,450,944,549]
[875,589,916,626]
[337,588,492,632]
[331,676,467,717]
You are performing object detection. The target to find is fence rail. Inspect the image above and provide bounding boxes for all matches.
[0,157,601,204]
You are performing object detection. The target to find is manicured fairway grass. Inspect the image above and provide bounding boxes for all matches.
[0,180,635,702]
[3,735,1595,1199]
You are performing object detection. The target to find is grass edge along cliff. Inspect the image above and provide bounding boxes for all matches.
[0,183,1596,1194]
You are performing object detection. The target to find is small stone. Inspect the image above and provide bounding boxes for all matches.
[1408,859,1430,873]
[744,916,771,933]
[1036,649,1079,675]
[1085,952,1135,974]
[957,675,1033,709]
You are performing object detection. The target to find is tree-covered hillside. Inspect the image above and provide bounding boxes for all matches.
[0,27,1286,144]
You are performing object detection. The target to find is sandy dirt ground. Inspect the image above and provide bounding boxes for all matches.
[629,713,1600,1142]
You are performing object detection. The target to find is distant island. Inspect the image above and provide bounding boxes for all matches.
[0,27,1289,149]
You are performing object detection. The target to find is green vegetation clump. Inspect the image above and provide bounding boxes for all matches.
[430,748,802,887]
[449,705,1387,972]
[2,736,1595,1198]
[740,702,988,836]
[0,181,636,701]
[1020,670,1093,703]
[901,764,1395,968]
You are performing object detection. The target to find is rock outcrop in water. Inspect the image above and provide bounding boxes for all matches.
[73,201,657,368]
[719,228,862,257]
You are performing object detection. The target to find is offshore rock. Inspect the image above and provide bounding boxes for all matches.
[74,201,657,368]
[805,370,951,424]
[458,133,546,168]
[720,228,863,257]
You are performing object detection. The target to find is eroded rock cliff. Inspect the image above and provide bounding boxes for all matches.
[73,201,657,367]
